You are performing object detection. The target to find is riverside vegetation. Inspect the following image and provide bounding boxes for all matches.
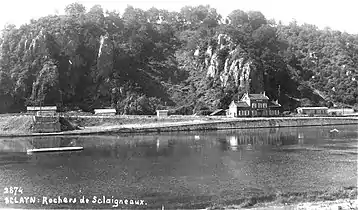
[0,3,357,115]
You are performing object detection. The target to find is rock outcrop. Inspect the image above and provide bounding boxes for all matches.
[202,34,264,92]
[96,34,114,77]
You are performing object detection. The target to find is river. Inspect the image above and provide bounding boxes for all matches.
[0,124,357,209]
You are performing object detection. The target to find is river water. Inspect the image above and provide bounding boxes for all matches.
[0,125,357,209]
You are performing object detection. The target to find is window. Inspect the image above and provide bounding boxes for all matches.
[239,111,242,116]
[263,103,267,108]
[258,103,262,108]
[252,103,257,108]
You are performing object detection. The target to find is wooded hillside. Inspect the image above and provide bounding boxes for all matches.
[0,3,357,114]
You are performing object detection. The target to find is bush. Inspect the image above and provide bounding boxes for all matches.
[196,110,212,116]
[169,105,194,115]
[282,111,291,116]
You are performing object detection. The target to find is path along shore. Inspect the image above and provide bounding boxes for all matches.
[0,115,357,137]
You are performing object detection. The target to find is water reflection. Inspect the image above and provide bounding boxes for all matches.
[222,128,299,151]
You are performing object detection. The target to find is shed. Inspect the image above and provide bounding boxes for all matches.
[296,107,328,115]
[94,108,116,115]
[327,108,355,116]
[156,110,169,117]
[27,106,57,116]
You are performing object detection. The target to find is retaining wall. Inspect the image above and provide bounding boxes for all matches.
[32,116,61,133]
[105,117,358,134]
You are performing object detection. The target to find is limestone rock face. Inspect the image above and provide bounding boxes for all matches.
[206,52,219,78]
[203,34,264,92]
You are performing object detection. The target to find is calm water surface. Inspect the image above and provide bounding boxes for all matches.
[0,125,357,209]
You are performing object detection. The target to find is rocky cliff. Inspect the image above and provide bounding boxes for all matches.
[196,33,264,93]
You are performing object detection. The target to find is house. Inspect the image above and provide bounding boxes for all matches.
[228,101,250,117]
[27,106,57,116]
[296,107,328,115]
[227,92,281,117]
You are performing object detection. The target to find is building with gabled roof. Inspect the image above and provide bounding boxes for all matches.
[227,92,281,117]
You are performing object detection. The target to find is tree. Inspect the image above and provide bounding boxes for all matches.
[65,2,86,16]
[227,9,249,26]
[247,11,267,30]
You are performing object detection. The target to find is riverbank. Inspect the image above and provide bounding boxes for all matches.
[0,114,357,137]
[207,186,358,210]
[216,199,358,210]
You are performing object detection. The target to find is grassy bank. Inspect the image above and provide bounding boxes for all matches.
[0,115,34,134]
[207,186,358,209]
[66,114,210,127]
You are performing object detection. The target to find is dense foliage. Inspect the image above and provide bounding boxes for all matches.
[0,3,357,114]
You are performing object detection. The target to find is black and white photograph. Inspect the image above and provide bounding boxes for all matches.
[0,0,357,209]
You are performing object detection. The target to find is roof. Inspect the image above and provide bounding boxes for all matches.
[210,109,225,116]
[232,101,250,108]
[327,108,355,112]
[94,109,116,113]
[248,94,269,100]
[268,101,281,108]
[156,110,169,112]
[27,106,57,111]
[296,107,328,110]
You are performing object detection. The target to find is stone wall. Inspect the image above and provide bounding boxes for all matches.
[32,116,61,133]
[108,117,358,134]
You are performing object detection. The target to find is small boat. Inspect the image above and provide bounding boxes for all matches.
[27,146,83,154]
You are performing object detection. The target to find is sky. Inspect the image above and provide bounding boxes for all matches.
[0,0,357,34]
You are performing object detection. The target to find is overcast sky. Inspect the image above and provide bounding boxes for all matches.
[0,0,357,34]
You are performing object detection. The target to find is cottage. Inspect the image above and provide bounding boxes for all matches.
[227,92,281,117]
[296,107,328,115]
